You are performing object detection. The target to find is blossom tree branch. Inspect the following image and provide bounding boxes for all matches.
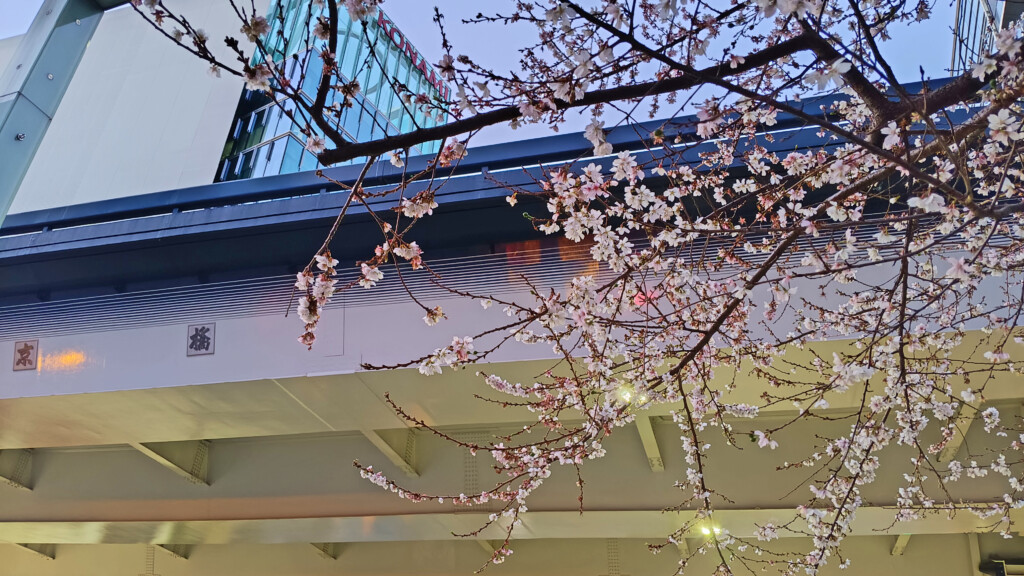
[128,1,1024,573]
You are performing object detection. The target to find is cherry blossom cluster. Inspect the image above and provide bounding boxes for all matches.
[295,251,338,348]
[358,10,1024,568]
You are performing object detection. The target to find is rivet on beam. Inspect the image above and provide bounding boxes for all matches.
[0,449,34,491]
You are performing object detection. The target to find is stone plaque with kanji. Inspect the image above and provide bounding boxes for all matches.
[186,323,215,356]
[13,340,38,371]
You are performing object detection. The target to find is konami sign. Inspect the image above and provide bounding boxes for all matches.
[377,12,452,101]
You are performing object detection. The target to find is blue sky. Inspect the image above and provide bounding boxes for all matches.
[0,0,40,39]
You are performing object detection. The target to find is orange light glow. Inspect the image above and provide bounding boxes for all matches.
[39,349,88,372]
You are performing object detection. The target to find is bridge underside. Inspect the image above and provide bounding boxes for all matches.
[0,365,1020,576]
[0,267,1021,575]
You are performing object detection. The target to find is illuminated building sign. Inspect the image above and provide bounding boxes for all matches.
[378,12,452,101]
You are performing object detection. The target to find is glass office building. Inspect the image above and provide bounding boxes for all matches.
[215,1,450,182]
[950,0,1023,75]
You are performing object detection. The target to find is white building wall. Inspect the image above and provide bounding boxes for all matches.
[0,34,21,74]
[9,2,267,215]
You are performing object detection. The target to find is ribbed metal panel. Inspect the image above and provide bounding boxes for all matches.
[1,210,1004,342]
[0,242,607,340]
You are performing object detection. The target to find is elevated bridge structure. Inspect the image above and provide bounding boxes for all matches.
[0,11,1020,572]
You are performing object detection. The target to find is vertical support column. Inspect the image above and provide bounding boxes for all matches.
[156,544,193,560]
[938,403,980,463]
[361,429,418,477]
[14,543,56,559]
[635,415,664,472]
[0,0,105,227]
[967,533,985,576]
[130,440,211,485]
[311,542,341,560]
[891,533,911,555]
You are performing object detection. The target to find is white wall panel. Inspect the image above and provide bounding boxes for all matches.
[10,2,268,214]
[0,34,21,76]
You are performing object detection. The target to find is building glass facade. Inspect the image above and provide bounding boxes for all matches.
[950,0,1024,75]
[215,1,450,182]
